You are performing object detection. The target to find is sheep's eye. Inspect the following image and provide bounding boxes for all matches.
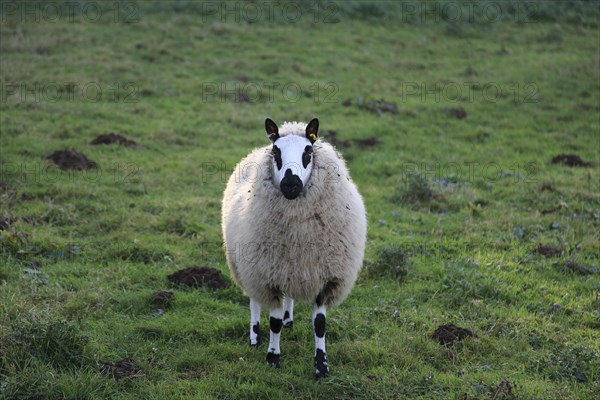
[302,145,312,168]
[272,145,282,170]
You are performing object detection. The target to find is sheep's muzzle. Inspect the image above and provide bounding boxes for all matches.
[280,169,303,200]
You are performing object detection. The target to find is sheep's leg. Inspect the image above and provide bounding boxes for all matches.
[313,302,329,379]
[266,306,284,367]
[283,297,294,328]
[249,298,262,347]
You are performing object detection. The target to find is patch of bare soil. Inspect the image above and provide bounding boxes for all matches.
[359,99,399,114]
[490,377,516,400]
[538,182,557,192]
[0,216,14,230]
[237,93,251,103]
[431,324,477,345]
[91,133,138,147]
[100,358,142,381]
[167,267,229,289]
[563,260,597,275]
[0,183,17,201]
[551,154,591,167]
[356,137,382,148]
[323,130,350,149]
[151,290,174,306]
[537,245,562,257]
[445,107,467,119]
[47,150,96,170]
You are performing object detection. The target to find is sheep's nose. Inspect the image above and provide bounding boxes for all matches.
[280,169,303,200]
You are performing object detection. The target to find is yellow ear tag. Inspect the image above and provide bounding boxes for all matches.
[309,133,318,142]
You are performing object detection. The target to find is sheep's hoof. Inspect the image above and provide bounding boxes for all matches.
[283,320,293,328]
[250,324,262,347]
[266,352,281,368]
[314,349,329,379]
[250,334,262,348]
[315,368,329,380]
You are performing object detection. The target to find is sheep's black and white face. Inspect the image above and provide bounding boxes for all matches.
[266,118,319,200]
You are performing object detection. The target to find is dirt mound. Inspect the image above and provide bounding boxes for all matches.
[237,93,250,103]
[0,183,17,201]
[47,150,96,170]
[358,98,399,114]
[563,260,597,275]
[538,183,557,192]
[491,378,515,399]
[91,133,138,147]
[151,290,174,306]
[0,216,14,230]
[445,107,467,119]
[551,154,591,167]
[431,323,477,345]
[537,245,561,257]
[100,358,142,381]
[29,260,42,270]
[167,267,229,289]
[323,130,350,149]
[356,137,381,148]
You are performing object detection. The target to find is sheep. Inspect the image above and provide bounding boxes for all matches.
[221,118,367,379]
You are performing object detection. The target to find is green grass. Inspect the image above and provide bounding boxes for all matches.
[1,1,599,399]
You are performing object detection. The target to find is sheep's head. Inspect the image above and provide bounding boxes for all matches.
[265,118,319,200]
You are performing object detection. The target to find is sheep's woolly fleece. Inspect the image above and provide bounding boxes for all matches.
[222,121,367,309]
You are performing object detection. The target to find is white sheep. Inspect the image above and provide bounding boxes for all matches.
[222,118,367,378]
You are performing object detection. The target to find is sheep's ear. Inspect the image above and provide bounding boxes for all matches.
[305,118,319,144]
[265,118,279,142]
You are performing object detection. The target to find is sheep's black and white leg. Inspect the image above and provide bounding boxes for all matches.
[249,298,262,347]
[283,296,294,328]
[313,303,329,379]
[266,306,284,367]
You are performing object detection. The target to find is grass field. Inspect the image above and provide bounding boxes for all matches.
[1,1,599,399]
